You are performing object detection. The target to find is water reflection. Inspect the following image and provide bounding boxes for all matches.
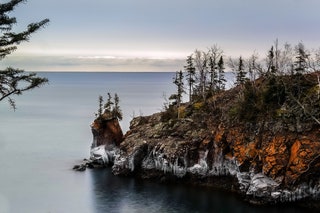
[89,169,307,213]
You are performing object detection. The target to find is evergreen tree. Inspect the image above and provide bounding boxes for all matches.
[104,92,113,113]
[184,55,196,102]
[98,95,103,117]
[217,56,226,91]
[235,56,247,86]
[112,93,123,120]
[208,56,218,93]
[0,0,50,109]
[173,70,184,105]
[267,46,276,75]
[208,45,223,94]
[294,42,309,75]
[171,70,185,118]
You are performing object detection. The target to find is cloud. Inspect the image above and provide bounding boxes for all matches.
[0,54,185,72]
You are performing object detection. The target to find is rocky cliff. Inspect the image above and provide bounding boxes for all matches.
[85,72,320,206]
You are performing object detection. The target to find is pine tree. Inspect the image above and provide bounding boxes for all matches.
[184,55,196,102]
[208,45,223,94]
[217,56,226,91]
[173,70,184,105]
[104,92,113,113]
[235,56,247,86]
[267,46,276,75]
[98,95,103,117]
[208,56,218,93]
[112,93,123,121]
[294,42,309,75]
[170,70,185,118]
[0,0,50,109]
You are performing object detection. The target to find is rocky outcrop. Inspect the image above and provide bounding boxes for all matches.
[73,115,123,171]
[84,73,320,207]
[91,115,123,148]
[107,112,320,205]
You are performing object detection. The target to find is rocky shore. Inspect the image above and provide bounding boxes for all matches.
[74,73,320,207]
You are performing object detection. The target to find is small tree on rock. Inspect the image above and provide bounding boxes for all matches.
[97,95,103,118]
[112,93,123,121]
[104,92,113,113]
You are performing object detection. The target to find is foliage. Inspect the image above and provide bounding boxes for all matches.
[217,56,226,91]
[166,41,320,127]
[184,55,196,102]
[96,92,123,121]
[112,93,123,120]
[104,92,113,112]
[193,102,204,111]
[97,95,103,117]
[173,70,184,106]
[0,0,49,109]
[235,56,248,86]
[0,68,48,110]
[160,104,177,122]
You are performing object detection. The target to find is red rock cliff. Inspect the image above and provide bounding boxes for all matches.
[91,115,123,148]
[110,73,320,206]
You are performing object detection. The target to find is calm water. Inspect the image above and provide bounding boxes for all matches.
[0,72,306,213]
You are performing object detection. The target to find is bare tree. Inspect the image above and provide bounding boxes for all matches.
[194,49,208,101]
[208,45,223,94]
[277,42,294,75]
[247,52,260,82]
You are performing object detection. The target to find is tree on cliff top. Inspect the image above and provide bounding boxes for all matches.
[112,93,123,121]
[96,92,123,121]
[184,55,196,102]
[0,0,49,110]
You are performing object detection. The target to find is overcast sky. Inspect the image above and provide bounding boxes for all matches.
[2,0,320,71]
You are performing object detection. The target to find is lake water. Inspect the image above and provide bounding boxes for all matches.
[0,72,307,213]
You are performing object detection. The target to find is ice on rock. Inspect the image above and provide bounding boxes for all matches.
[90,145,107,162]
[128,148,142,171]
[141,147,187,178]
[113,152,127,172]
[246,173,279,197]
[111,138,320,204]
[188,150,209,176]
[276,182,320,202]
[236,172,251,192]
[90,144,118,164]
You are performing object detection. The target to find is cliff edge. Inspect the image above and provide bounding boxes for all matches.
[88,72,320,206]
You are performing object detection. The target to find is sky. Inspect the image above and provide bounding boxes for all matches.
[2,0,320,72]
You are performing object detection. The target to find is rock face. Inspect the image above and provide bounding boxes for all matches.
[88,73,320,206]
[91,116,123,148]
[107,112,320,205]
[74,115,123,171]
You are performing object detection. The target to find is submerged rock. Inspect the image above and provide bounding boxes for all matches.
[73,164,86,171]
